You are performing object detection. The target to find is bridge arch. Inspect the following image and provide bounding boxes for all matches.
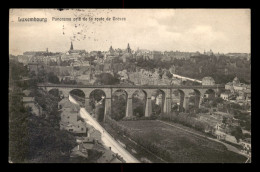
[132,89,147,117]
[186,89,201,113]
[171,89,185,112]
[200,89,216,108]
[111,89,128,121]
[204,89,216,99]
[151,89,166,116]
[48,88,61,98]
[89,89,106,122]
[69,89,86,106]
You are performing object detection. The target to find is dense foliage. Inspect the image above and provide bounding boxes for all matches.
[111,54,250,84]
[111,93,127,121]
[94,73,120,85]
[160,112,209,133]
[9,60,77,163]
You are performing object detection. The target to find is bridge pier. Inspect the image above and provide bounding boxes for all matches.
[183,96,190,112]
[163,97,171,114]
[145,96,152,117]
[85,98,93,113]
[194,95,200,109]
[126,97,133,117]
[197,90,206,109]
[104,98,111,122]
[163,95,167,113]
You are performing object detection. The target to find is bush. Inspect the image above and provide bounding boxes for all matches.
[160,112,207,132]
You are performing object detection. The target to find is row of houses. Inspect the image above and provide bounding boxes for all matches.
[221,77,251,106]
[58,97,125,163]
[196,112,251,154]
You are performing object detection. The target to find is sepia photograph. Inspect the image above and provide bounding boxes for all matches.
[9,8,251,163]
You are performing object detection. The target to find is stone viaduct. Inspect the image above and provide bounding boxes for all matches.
[38,84,224,121]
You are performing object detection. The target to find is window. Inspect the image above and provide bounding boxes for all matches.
[69,129,73,132]
[81,128,84,131]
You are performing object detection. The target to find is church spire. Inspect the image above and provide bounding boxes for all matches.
[70,41,73,51]
[127,43,131,53]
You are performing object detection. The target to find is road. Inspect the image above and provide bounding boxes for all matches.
[157,120,250,159]
[171,73,202,83]
[69,95,139,163]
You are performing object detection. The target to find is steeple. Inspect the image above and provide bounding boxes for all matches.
[70,41,73,51]
[127,43,131,53]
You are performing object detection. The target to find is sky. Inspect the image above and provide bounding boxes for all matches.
[9,9,251,55]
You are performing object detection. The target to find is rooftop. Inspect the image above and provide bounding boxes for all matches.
[22,89,32,96]
[59,98,80,111]
[22,97,35,102]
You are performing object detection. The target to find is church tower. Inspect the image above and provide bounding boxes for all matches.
[127,43,131,53]
[70,41,74,51]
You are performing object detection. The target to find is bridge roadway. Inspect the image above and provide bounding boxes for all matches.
[69,95,139,163]
[38,83,224,89]
[172,73,202,83]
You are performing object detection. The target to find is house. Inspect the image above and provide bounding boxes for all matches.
[59,98,86,134]
[70,143,89,159]
[237,91,246,100]
[118,70,129,81]
[240,138,251,152]
[202,77,215,86]
[58,98,80,111]
[225,82,234,92]
[22,97,42,116]
[59,108,87,134]
[88,127,102,141]
[242,129,251,136]
[96,149,123,163]
[76,136,95,144]
[214,128,238,143]
[22,89,31,96]
[220,91,231,100]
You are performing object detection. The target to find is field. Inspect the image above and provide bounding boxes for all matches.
[116,120,247,163]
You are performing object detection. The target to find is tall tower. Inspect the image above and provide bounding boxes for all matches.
[127,43,131,53]
[70,41,74,51]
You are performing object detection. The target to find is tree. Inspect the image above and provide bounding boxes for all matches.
[95,73,120,85]
[9,60,77,163]
[222,116,228,125]
[133,106,144,117]
[111,94,127,121]
[231,126,243,142]
[165,70,173,79]
[47,72,60,84]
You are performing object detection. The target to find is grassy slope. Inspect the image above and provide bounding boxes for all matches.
[118,120,246,163]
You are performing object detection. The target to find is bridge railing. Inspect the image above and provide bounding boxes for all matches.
[38,83,225,89]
